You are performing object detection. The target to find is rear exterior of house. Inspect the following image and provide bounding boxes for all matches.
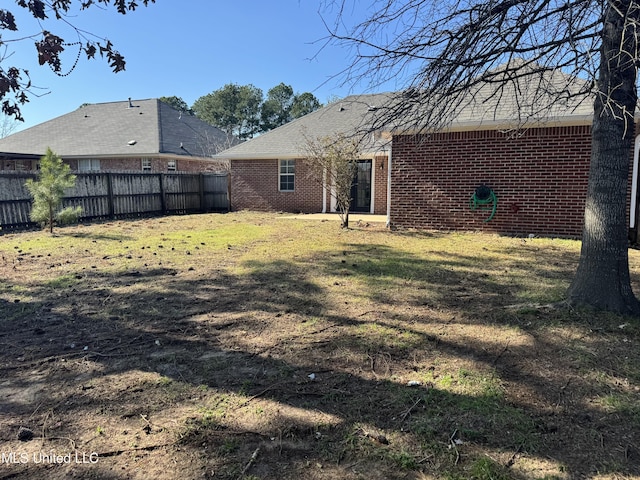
[1,154,227,174]
[390,126,594,237]
[216,76,640,239]
[390,124,640,239]
[62,156,226,174]
[218,94,393,216]
[230,155,389,215]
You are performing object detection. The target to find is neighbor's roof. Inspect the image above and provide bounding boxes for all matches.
[0,99,233,159]
[215,93,393,160]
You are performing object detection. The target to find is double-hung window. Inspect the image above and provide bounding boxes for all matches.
[142,159,152,172]
[78,159,100,172]
[279,159,295,192]
[167,160,177,172]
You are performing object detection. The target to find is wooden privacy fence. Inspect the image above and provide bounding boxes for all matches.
[0,172,229,231]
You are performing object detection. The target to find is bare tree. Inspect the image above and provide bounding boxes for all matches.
[302,132,361,228]
[0,115,19,138]
[1,1,156,121]
[324,0,640,314]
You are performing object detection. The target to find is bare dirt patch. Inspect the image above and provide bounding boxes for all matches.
[0,212,639,479]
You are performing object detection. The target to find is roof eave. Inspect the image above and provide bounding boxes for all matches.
[219,149,386,161]
[390,114,595,135]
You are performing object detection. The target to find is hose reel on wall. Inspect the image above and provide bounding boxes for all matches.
[469,185,497,222]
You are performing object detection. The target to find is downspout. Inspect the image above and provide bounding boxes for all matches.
[386,144,392,228]
[322,166,327,213]
[630,134,640,239]
[370,156,376,214]
[330,165,337,212]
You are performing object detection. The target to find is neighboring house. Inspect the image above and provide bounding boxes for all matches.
[0,99,233,173]
[215,94,392,215]
[216,65,640,240]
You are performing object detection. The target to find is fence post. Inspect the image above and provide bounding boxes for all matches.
[106,173,115,218]
[159,173,167,214]
[199,173,205,213]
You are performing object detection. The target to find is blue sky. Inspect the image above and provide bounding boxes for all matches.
[6,1,384,132]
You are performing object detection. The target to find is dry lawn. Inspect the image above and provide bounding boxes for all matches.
[0,212,639,480]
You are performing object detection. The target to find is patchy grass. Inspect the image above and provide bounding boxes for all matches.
[0,212,639,479]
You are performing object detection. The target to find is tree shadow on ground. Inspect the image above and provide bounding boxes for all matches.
[0,241,638,479]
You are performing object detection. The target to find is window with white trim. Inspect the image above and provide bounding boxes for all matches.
[167,160,177,172]
[142,159,152,171]
[78,158,100,172]
[279,159,295,191]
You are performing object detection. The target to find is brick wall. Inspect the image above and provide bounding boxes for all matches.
[373,155,388,215]
[230,159,324,213]
[390,126,597,237]
[231,156,390,214]
[64,157,227,173]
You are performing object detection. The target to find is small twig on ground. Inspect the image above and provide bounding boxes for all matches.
[237,447,260,479]
[449,429,460,465]
[505,444,522,468]
[492,340,510,366]
[344,459,364,469]
[237,383,283,408]
[46,437,77,450]
[98,443,174,458]
[399,397,422,422]
[28,402,44,421]
[84,351,136,358]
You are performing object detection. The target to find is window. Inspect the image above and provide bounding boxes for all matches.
[15,160,30,171]
[279,159,295,191]
[3,160,35,171]
[142,159,152,172]
[167,160,177,172]
[78,159,100,172]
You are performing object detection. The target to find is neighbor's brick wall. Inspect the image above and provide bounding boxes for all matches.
[65,157,227,173]
[230,159,324,213]
[390,126,596,237]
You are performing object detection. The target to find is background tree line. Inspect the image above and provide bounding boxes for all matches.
[160,83,322,141]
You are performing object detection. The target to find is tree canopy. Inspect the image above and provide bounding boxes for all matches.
[261,83,323,131]
[0,0,155,121]
[159,96,192,114]
[324,0,640,314]
[290,91,322,120]
[192,83,263,141]
[193,83,321,139]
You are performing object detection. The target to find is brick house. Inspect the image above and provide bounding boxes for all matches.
[216,94,391,215]
[390,126,597,237]
[216,67,640,239]
[386,66,640,239]
[0,99,232,173]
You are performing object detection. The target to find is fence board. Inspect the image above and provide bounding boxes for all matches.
[0,172,228,231]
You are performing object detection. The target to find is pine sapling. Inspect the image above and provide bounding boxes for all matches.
[25,148,82,233]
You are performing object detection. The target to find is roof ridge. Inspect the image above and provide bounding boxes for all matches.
[155,99,164,154]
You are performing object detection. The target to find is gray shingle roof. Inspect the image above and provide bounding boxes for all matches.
[435,63,594,130]
[0,99,232,158]
[215,93,393,160]
[215,70,595,161]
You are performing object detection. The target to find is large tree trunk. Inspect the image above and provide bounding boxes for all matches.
[567,0,640,315]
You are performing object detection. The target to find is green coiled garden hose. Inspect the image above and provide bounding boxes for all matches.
[469,185,497,222]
